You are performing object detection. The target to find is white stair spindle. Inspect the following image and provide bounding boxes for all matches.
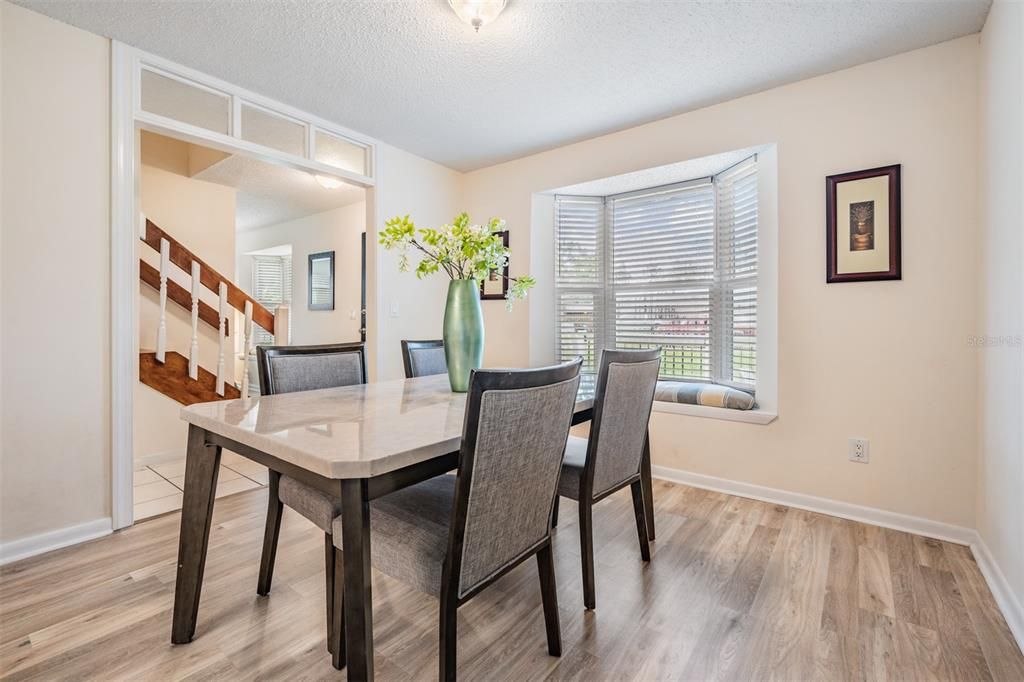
[155,238,169,363]
[189,260,200,380]
[241,300,253,396]
[216,282,227,396]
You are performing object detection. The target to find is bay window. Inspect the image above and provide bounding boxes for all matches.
[554,156,758,390]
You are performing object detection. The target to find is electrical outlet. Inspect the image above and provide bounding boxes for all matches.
[848,438,870,463]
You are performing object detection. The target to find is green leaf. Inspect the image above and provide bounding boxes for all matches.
[379,213,535,307]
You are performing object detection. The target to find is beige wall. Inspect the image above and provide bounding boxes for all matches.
[976,0,1024,621]
[236,202,366,346]
[370,143,463,380]
[0,2,111,543]
[461,36,981,527]
[0,5,463,546]
[135,158,237,462]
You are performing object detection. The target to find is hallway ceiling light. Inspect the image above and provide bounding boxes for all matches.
[448,0,507,32]
[314,174,344,190]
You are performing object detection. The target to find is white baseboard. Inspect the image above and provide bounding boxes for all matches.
[651,465,975,545]
[0,517,112,566]
[134,448,185,469]
[651,464,1023,653]
[969,532,1024,653]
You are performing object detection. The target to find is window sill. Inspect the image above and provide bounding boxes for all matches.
[652,400,778,425]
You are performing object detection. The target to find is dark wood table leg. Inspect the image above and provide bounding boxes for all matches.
[340,478,374,681]
[257,470,283,596]
[171,425,222,644]
[641,430,655,541]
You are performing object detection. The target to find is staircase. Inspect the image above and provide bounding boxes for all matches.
[140,351,241,405]
[138,217,288,405]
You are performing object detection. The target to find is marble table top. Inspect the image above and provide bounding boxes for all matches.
[181,373,595,479]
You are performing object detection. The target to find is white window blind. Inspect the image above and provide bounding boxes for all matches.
[716,159,759,386]
[554,156,758,389]
[554,196,604,374]
[609,180,716,381]
[251,254,292,345]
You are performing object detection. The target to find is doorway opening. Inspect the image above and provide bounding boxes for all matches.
[132,130,367,521]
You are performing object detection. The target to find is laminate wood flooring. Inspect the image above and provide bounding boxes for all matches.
[2,480,1021,681]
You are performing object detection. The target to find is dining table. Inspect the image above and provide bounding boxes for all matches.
[171,372,654,681]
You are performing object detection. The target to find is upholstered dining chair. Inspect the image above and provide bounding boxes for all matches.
[553,347,661,610]
[401,339,447,378]
[254,342,366,654]
[328,358,583,679]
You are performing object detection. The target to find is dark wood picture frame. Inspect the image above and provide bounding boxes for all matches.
[308,250,335,310]
[480,230,510,300]
[826,164,901,283]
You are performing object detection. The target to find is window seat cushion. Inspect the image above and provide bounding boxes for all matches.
[654,381,756,411]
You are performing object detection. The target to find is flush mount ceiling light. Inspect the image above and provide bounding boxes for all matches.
[314,174,344,190]
[448,0,508,32]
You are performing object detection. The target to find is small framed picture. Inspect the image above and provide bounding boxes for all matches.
[308,250,335,310]
[480,230,509,300]
[826,164,901,283]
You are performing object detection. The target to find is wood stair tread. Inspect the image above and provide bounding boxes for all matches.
[139,351,241,406]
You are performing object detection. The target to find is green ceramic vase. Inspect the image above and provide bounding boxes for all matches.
[443,279,484,393]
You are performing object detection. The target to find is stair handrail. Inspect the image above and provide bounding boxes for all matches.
[140,218,275,335]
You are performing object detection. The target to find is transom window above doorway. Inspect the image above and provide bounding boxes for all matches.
[129,48,376,185]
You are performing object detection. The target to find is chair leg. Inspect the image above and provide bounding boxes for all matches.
[331,546,346,670]
[439,597,458,681]
[630,481,652,562]
[324,533,335,655]
[641,432,656,541]
[579,500,596,610]
[536,544,562,656]
[551,495,560,528]
[257,470,284,596]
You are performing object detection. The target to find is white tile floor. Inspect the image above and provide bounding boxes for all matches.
[132,451,268,521]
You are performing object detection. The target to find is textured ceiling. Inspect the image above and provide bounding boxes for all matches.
[18,0,990,171]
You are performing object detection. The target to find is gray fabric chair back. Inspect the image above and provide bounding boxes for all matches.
[588,348,661,496]
[447,359,582,598]
[257,343,366,395]
[401,339,448,378]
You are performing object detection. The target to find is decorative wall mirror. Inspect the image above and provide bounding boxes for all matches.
[308,251,335,310]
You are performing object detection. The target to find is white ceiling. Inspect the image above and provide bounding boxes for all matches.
[193,154,364,232]
[19,0,990,171]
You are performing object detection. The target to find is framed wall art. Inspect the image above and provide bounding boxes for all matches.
[480,230,510,300]
[826,164,901,283]
[308,250,335,310]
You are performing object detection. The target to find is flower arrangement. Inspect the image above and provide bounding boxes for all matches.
[379,212,535,308]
